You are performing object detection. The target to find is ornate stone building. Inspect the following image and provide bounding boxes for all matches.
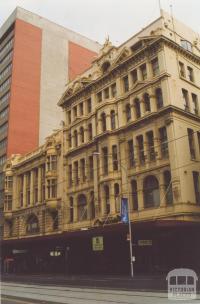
[2,10,200,274]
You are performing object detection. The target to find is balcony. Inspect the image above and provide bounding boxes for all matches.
[46,199,59,211]
[4,211,12,220]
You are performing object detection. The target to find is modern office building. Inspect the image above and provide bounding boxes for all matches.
[0,7,101,237]
[2,10,200,275]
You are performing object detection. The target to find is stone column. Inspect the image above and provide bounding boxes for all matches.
[159,172,166,207]
[93,154,100,217]
[140,99,146,117]
[137,177,144,211]
[73,195,78,222]
[12,175,18,210]
[38,167,42,204]
[101,186,107,216]
[23,174,27,208]
[110,183,116,214]
[146,61,153,79]
[30,171,34,206]
[106,112,111,131]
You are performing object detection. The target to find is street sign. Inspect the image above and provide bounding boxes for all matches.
[138,240,153,246]
[92,236,104,251]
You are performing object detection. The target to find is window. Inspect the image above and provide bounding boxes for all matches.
[0,91,10,106]
[147,131,156,161]
[182,89,189,111]
[80,158,86,182]
[74,161,79,185]
[0,123,8,135]
[101,112,107,132]
[114,183,120,212]
[197,132,200,153]
[112,145,118,171]
[131,180,138,210]
[68,111,71,124]
[0,77,11,92]
[90,191,95,219]
[127,140,135,167]
[5,175,13,190]
[73,106,77,118]
[151,57,159,76]
[68,133,72,148]
[187,128,196,159]
[192,93,198,115]
[110,110,116,130]
[123,75,129,92]
[181,40,192,52]
[52,211,58,230]
[102,147,108,175]
[88,123,93,140]
[104,87,109,99]
[87,98,92,113]
[0,107,9,119]
[164,171,173,205]
[140,64,147,80]
[111,83,117,97]
[47,179,57,198]
[159,127,169,158]
[0,155,6,165]
[79,126,84,143]
[69,197,74,222]
[46,155,57,171]
[74,130,78,147]
[77,194,87,221]
[4,194,12,211]
[0,63,12,80]
[143,176,160,208]
[125,103,131,122]
[137,135,145,165]
[131,69,137,84]
[134,98,141,119]
[26,215,39,234]
[144,93,151,112]
[179,61,186,78]
[187,66,194,82]
[192,171,200,204]
[156,88,163,109]
[104,185,110,214]
[68,164,72,187]
[89,156,94,180]
[97,91,102,102]
[79,102,84,115]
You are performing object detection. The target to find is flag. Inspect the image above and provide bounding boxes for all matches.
[121,197,129,223]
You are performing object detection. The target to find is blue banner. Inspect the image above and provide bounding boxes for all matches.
[121,197,129,223]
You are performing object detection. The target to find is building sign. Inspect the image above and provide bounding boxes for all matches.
[138,240,153,246]
[92,236,104,251]
[121,197,129,223]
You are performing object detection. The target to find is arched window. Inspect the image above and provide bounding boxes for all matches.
[125,103,131,122]
[156,88,163,109]
[143,175,160,208]
[26,214,39,234]
[69,197,74,223]
[90,191,95,219]
[52,210,58,230]
[114,183,120,212]
[101,61,111,73]
[88,123,93,141]
[101,112,107,132]
[110,110,116,130]
[134,98,141,118]
[104,185,110,214]
[77,194,87,221]
[164,171,173,205]
[79,126,84,143]
[144,93,151,112]
[74,130,78,147]
[131,180,138,210]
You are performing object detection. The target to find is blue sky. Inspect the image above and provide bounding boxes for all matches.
[0,0,199,45]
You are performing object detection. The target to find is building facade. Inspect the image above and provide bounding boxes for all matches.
[2,10,200,275]
[0,7,101,237]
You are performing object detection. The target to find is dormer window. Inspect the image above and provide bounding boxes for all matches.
[101,61,111,73]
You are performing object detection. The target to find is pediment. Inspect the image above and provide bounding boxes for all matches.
[113,47,131,66]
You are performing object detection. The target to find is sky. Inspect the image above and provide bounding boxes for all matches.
[0,0,200,45]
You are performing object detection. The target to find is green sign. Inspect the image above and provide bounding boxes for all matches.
[92,236,104,251]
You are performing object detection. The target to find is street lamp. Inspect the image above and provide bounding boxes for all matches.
[93,151,134,278]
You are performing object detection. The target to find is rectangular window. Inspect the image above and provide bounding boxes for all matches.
[102,147,108,175]
[47,179,57,199]
[179,61,186,78]
[97,91,102,102]
[89,156,94,180]
[87,98,92,113]
[192,93,198,115]
[197,132,200,154]
[147,131,156,161]
[131,69,137,84]
[80,158,86,182]
[140,64,147,80]
[182,89,189,111]
[112,145,118,171]
[68,111,71,124]
[104,87,109,99]
[46,155,57,171]
[187,128,196,159]
[4,195,12,211]
[88,123,93,141]
[5,175,13,190]
[151,57,159,76]
[69,164,72,187]
[74,161,79,185]
[159,127,169,158]
[127,140,135,167]
[111,83,117,97]
[123,75,129,92]
[187,66,194,82]
[137,135,145,165]
[73,106,77,118]
[79,102,84,115]
[192,171,200,204]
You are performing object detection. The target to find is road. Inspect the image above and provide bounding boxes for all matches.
[1,282,200,304]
